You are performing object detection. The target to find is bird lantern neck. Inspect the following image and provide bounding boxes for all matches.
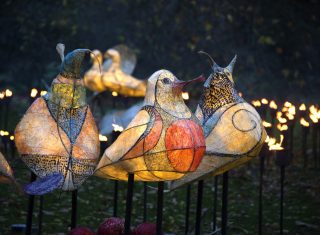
[47,47,89,109]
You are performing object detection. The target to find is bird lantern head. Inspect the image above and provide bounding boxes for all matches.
[47,44,91,109]
[145,70,204,117]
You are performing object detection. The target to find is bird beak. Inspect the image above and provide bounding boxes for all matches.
[172,75,205,95]
[173,75,205,87]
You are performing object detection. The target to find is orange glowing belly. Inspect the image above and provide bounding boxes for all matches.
[165,119,205,172]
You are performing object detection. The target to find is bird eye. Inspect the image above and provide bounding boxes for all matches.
[162,78,171,84]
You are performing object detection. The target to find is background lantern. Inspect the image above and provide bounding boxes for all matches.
[14,44,100,195]
[84,45,146,97]
[170,53,266,189]
[95,70,206,181]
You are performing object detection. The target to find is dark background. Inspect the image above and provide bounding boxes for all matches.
[0,0,319,102]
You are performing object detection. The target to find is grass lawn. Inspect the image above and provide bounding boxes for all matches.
[1,150,319,235]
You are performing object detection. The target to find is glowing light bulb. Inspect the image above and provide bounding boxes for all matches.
[182,92,189,100]
[30,88,38,98]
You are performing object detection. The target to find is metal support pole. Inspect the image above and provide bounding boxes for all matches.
[156,181,164,235]
[113,180,118,217]
[38,196,44,235]
[143,182,148,222]
[280,166,285,235]
[25,172,37,235]
[195,180,204,235]
[124,174,134,235]
[71,190,77,229]
[221,172,229,235]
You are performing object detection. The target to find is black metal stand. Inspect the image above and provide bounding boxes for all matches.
[156,181,164,235]
[143,182,148,222]
[280,166,285,235]
[258,151,265,235]
[185,184,191,235]
[25,172,37,235]
[302,127,308,168]
[125,174,134,235]
[312,126,318,168]
[212,176,218,232]
[38,196,44,235]
[113,180,118,217]
[221,172,229,235]
[71,190,77,229]
[195,180,204,235]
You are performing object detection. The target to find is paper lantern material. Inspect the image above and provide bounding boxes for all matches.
[15,45,100,194]
[170,55,266,189]
[95,70,206,181]
[0,152,17,185]
[84,45,146,97]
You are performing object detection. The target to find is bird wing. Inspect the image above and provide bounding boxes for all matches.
[113,44,137,75]
[96,107,154,170]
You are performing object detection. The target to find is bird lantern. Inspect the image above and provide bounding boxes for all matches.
[84,45,146,97]
[170,53,266,189]
[0,152,18,186]
[95,70,206,181]
[15,44,100,195]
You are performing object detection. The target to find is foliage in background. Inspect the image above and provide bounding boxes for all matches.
[0,0,319,102]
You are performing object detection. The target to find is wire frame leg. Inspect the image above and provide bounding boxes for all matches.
[156,181,164,235]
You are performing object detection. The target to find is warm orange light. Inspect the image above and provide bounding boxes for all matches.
[269,100,278,110]
[112,91,118,97]
[299,104,306,111]
[5,89,12,97]
[10,135,14,141]
[300,118,310,127]
[0,92,4,99]
[282,107,289,112]
[288,106,296,115]
[309,105,317,114]
[309,114,318,123]
[40,90,48,96]
[182,92,189,100]
[0,130,9,136]
[263,121,272,128]
[284,101,292,108]
[268,134,284,150]
[277,112,287,124]
[277,123,288,131]
[112,123,124,132]
[99,134,108,142]
[30,88,38,98]
[261,98,268,105]
[252,100,261,107]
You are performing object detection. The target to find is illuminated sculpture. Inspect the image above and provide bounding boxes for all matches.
[84,45,146,97]
[95,70,206,181]
[170,53,266,189]
[15,44,100,195]
[0,152,17,185]
[83,50,105,92]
